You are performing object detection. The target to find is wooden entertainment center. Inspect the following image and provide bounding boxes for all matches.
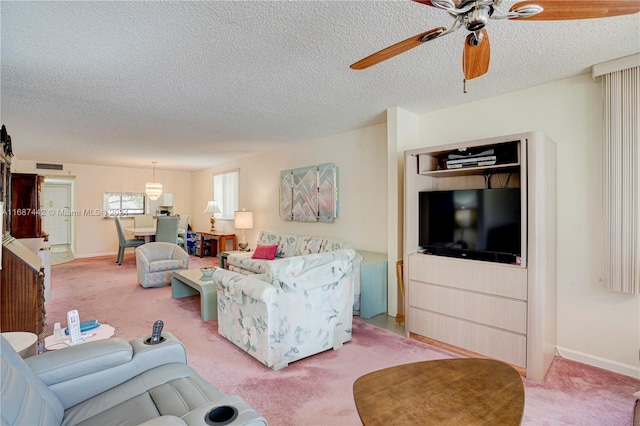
[403,131,556,380]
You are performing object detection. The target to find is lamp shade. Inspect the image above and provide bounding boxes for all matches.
[145,161,162,200]
[234,209,254,230]
[204,201,221,214]
[145,182,163,201]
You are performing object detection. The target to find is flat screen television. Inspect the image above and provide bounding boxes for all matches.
[418,188,522,264]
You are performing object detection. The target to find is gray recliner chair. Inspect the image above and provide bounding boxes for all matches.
[136,242,189,288]
[0,333,267,426]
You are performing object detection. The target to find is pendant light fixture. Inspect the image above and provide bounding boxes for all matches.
[145,161,163,201]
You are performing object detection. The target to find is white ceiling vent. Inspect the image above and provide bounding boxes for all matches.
[36,162,64,171]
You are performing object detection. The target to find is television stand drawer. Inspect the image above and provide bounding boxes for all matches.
[408,253,527,300]
[408,308,527,368]
[408,281,527,334]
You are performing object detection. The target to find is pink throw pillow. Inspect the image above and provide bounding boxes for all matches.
[252,245,278,260]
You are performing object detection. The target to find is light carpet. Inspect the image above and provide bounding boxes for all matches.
[50,244,75,266]
[46,254,640,425]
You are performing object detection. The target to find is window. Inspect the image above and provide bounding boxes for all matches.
[213,170,239,220]
[104,192,146,216]
[599,62,640,294]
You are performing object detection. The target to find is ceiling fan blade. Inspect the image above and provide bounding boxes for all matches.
[350,27,447,70]
[509,0,640,20]
[463,29,491,80]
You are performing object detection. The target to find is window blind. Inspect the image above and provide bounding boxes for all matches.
[602,64,640,294]
[213,170,239,221]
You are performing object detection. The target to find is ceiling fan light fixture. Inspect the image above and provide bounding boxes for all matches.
[465,4,492,31]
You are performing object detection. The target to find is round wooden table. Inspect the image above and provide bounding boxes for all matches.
[1,332,38,358]
[353,358,525,426]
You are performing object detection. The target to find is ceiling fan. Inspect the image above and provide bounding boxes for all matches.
[350,0,640,91]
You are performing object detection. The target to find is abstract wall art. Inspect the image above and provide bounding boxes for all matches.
[279,170,293,222]
[279,163,338,223]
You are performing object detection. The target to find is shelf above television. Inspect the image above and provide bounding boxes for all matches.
[417,140,521,177]
[419,162,520,178]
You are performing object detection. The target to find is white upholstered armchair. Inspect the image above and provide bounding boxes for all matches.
[213,248,356,370]
[135,242,189,288]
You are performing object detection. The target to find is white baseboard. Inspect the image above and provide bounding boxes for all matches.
[556,346,640,379]
[74,252,116,259]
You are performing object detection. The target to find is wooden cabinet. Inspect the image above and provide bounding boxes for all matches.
[1,158,9,235]
[1,238,46,352]
[1,128,47,353]
[159,193,174,206]
[11,173,47,240]
[407,254,528,367]
[403,132,556,380]
[148,192,175,215]
[1,126,12,236]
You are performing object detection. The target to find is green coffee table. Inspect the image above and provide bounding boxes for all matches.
[220,250,245,269]
[171,269,218,321]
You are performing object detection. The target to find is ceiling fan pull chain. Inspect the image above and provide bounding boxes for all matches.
[463,79,468,94]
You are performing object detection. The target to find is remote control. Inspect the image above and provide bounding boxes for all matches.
[150,320,163,344]
[67,310,82,344]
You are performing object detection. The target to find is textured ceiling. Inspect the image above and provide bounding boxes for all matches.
[2,1,639,171]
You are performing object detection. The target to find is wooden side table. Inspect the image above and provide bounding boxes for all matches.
[1,332,38,358]
[44,324,115,350]
[200,232,237,258]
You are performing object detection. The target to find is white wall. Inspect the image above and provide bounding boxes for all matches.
[11,123,388,257]
[11,160,192,257]
[191,124,389,254]
[387,107,419,317]
[404,73,640,374]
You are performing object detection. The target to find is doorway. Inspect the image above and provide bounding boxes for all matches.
[42,176,75,264]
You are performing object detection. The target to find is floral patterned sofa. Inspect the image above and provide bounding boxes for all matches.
[212,245,356,370]
[226,231,352,276]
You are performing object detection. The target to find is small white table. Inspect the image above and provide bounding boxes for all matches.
[44,324,115,350]
[1,332,38,358]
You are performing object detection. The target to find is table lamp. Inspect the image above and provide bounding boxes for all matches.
[204,201,221,232]
[234,209,254,251]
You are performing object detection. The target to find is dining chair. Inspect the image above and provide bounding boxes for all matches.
[115,216,144,265]
[134,214,154,228]
[177,215,190,248]
[155,216,180,244]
